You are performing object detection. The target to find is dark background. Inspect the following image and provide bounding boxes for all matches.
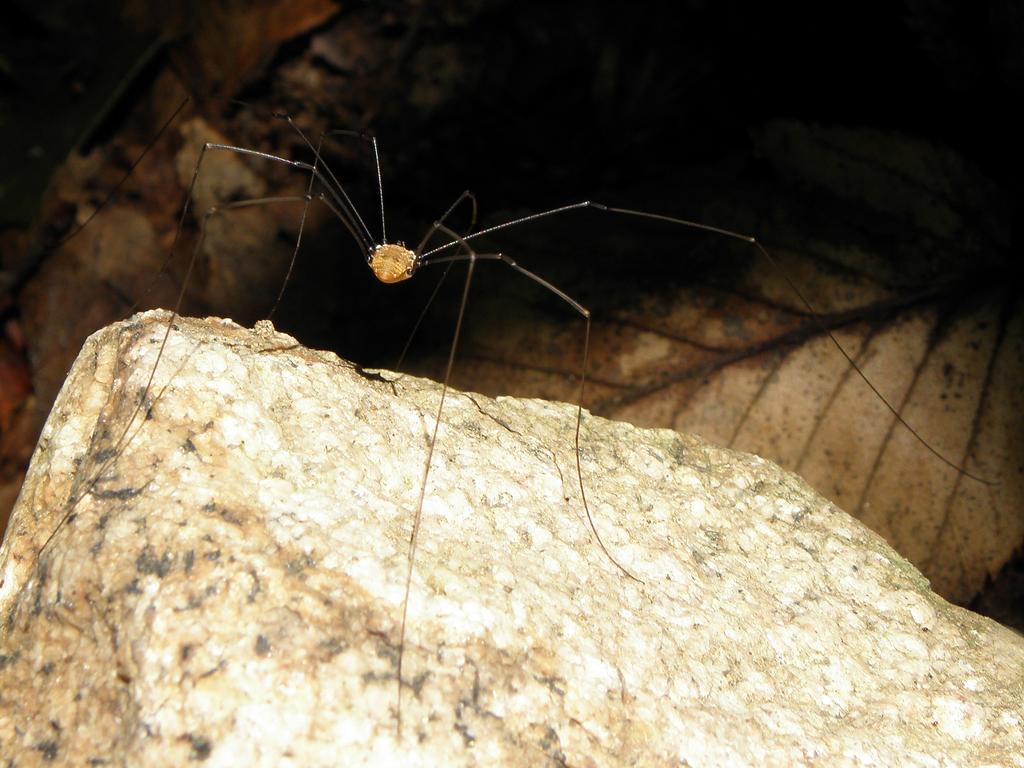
[1,1,1021,627]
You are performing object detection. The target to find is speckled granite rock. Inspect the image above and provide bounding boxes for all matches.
[1,312,1022,767]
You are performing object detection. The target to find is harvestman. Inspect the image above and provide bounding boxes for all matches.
[35,108,989,737]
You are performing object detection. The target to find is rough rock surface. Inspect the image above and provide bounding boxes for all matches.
[1,312,1022,767]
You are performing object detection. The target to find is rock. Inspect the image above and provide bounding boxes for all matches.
[1,311,1021,767]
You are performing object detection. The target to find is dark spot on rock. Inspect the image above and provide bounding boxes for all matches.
[247,569,261,602]
[181,733,212,761]
[454,720,475,746]
[255,635,271,656]
[286,555,315,574]
[670,438,689,466]
[361,670,391,684]
[92,485,144,501]
[31,566,48,616]
[539,726,568,767]
[184,550,195,573]
[198,661,225,679]
[410,671,429,696]
[534,674,566,696]
[136,546,173,578]
[93,448,117,463]
[319,637,348,659]
[354,365,391,383]
[34,739,58,760]
[218,507,243,526]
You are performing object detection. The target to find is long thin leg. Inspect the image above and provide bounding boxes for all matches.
[413,190,478,256]
[272,114,378,250]
[46,97,191,254]
[39,179,319,559]
[394,193,482,734]
[397,238,644,738]
[392,191,479,371]
[197,142,373,257]
[396,220,496,738]
[39,142,230,550]
[28,97,192,326]
[19,100,195,410]
[325,129,388,244]
[419,201,993,485]
[422,251,644,582]
[393,264,451,373]
[230,103,379,249]
[39,194,224,556]
[266,134,322,319]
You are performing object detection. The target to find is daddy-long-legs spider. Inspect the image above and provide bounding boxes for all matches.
[9,99,1006,745]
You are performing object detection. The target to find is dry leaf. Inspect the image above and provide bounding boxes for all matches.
[161,0,341,103]
[438,122,1021,604]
